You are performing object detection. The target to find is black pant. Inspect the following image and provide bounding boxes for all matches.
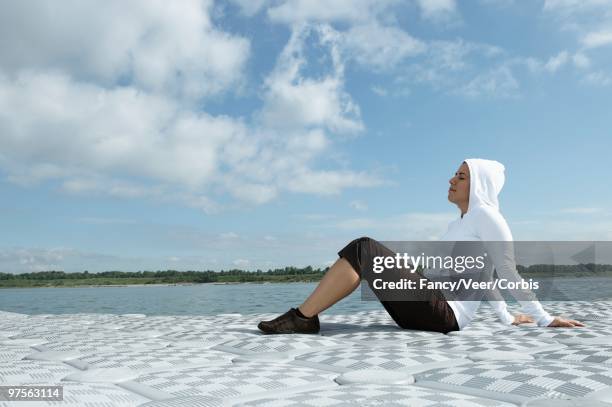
[338,236,459,333]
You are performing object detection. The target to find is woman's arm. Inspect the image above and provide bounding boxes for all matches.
[489,302,514,324]
[483,286,514,324]
[474,207,583,327]
[485,284,534,325]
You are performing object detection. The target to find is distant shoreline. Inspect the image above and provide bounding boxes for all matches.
[2,266,612,289]
[0,268,328,289]
[3,274,612,289]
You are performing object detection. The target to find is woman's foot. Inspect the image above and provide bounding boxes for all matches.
[257,308,320,334]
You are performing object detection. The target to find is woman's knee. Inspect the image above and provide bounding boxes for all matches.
[354,236,373,245]
[341,236,372,252]
[338,237,373,277]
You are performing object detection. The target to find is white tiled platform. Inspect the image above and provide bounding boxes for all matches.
[2,303,612,406]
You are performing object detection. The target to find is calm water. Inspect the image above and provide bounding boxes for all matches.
[0,283,384,316]
[1,279,610,316]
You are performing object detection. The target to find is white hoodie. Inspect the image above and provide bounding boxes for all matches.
[441,158,554,329]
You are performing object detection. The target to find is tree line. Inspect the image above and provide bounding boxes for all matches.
[1,263,611,283]
[0,266,329,283]
[517,263,612,274]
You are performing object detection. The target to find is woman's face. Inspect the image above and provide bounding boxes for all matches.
[448,162,470,207]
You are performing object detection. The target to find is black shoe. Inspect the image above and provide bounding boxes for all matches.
[257,308,320,334]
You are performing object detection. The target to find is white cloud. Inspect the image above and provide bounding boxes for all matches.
[349,200,368,211]
[224,179,279,204]
[232,258,250,268]
[0,4,388,210]
[183,195,221,215]
[246,0,426,73]
[524,51,591,74]
[287,168,386,195]
[0,246,210,273]
[426,40,503,73]
[429,40,474,71]
[395,39,510,96]
[342,22,426,71]
[543,0,612,59]
[541,0,612,87]
[0,70,248,189]
[457,66,519,98]
[415,0,458,21]
[543,0,612,13]
[230,23,387,199]
[583,71,612,86]
[371,85,388,96]
[572,53,591,69]
[266,0,397,24]
[0,1,263,206]
[332,212,457,240]
[0,229,356,272]
[3,248,66,271]
[544,51,570,72]
[0,247,83,272]
[582,29,612,49]
[259,24,363,134]
[0,0,250,100]
[60,176,166,200]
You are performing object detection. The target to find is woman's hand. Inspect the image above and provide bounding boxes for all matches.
[547,317,585,327]
[512,314,534,325]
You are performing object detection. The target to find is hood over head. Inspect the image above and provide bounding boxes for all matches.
[463,158,505,213]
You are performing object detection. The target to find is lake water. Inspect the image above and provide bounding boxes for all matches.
[0,283,384,316]
[1,278,610,316]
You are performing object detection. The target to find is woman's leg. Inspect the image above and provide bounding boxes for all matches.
[334,236,459,333]
[257,238,365,333]
[297,257,361,318]
[258,236,458,334]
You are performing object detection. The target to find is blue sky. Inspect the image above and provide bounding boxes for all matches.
[1,0,611,273]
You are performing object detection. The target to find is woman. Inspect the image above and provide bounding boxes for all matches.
[257,159,584,334]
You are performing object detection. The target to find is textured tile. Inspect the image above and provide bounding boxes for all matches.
[534,344,612,368]
[416,360,612,404]
[499,325,612,345]
[235,383,515,406]
[408,335,565,360]
[0,344,34,362]
[64,346,231,372]
[33,337,171,354]
[212,335,345,357]
[119,361,337,401]
[1,304,611,406]
[320,326,444,345]
[291,344,467,373]
[0,360,76,384]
